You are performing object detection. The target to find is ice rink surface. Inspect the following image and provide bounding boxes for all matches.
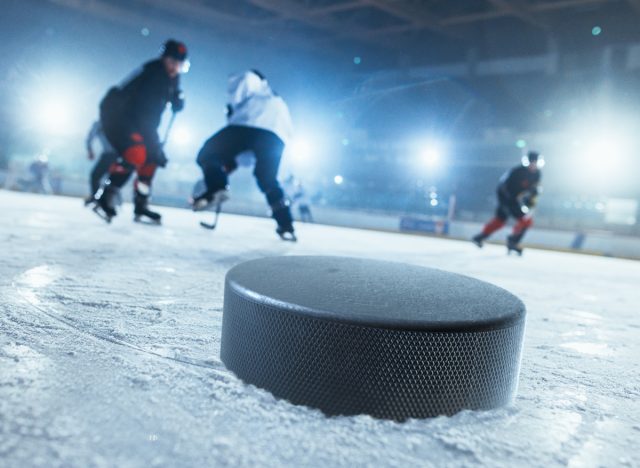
[1,191,639,467]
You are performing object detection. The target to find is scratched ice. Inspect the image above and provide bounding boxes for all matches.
[1,191,639,467]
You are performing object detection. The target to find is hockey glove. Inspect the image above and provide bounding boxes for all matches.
[171,92,185,113]
[154,150,169,168]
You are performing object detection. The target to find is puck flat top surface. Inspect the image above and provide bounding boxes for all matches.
[226,256,525,332]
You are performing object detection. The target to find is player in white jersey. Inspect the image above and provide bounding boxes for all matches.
[193,70,296,240]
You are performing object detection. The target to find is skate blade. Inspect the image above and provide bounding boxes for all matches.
[134,216,162,226]
[92,205,112,224]
[278,232,298,242]
[507,247,523,256]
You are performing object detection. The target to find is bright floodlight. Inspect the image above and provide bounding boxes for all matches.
[288,137,313,163]
[334,175,344,185]
[580,130,630,183]
[588,137,619,161]
[172,125,191,146]
[422,147,440,167]
[37,99,71,135]
[419,141,445,169]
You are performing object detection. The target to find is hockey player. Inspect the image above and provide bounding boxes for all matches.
[283,174,313,223]
[472,151,542,255]
[84,120,118,205]
[93,39,187,224]
[20,153,50,194]
[192,70,296,240]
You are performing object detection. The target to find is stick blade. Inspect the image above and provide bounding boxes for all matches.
[200,221,217,230]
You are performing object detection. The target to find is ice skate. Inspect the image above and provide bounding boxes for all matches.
[276,226,297,242]
[507,236,523,256]
[192,188,229,212]
[133,207,162,225]
[92,183,119,223]
[472,234,485,248]
[134,191,162,225]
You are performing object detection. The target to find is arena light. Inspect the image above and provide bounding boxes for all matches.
[422,146,441,167]
[334,174,344,185]
[37,98,72,135]
[578,129,631,183]
[24,75,83,137]
[586,135,627,161]
[287,136,314,163]
[172,125,192,146]
[587,133,629,163]
[417,139,446,169]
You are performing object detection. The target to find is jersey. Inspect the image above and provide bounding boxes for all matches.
[86,121,115,155]
[498,165,541,201]
[226,71,294,145]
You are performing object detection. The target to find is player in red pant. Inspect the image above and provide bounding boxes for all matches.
[93,39,187,224]
[472,151,542,255]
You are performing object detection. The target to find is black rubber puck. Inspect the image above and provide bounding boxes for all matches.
[220,256,526,420]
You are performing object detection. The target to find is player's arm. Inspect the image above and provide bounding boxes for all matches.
[498,168,516,198]
[171,87,185,114]
[86,122,99,160]
[139,114,163,165]
[130,67,165,163]
[526,174,542,207]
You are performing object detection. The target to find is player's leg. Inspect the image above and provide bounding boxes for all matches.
[89,151,118,202]
[508,210,533,250]
[133,163,161,222]
[472,193,508,247]
[193,127,244,210]
[96,133,146,219]
[300,205,312,223]
[252,131,294,238]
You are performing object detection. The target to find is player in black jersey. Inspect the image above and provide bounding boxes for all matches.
[472,151,542,255]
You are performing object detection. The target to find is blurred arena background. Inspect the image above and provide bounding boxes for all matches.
[1,0,639,256]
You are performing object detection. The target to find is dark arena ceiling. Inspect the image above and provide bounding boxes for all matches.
[47,0,640,67]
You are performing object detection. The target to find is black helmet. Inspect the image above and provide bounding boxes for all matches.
[527,151,540,162]
[161,39,188,61]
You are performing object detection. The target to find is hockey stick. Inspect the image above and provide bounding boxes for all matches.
[161,111,177,147]
[200,202,222,230]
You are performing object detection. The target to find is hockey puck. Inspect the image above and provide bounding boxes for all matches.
[221,256,526,420]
